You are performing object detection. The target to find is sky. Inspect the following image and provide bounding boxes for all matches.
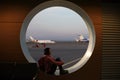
[26,6,89,41]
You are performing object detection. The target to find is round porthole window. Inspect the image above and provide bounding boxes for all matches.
[20,0,95,75]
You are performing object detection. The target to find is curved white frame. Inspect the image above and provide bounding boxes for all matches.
[20,0,96,74]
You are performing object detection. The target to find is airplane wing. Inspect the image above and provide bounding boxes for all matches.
[29,36,55,44]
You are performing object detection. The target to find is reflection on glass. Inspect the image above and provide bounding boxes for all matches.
[26,7,89,75]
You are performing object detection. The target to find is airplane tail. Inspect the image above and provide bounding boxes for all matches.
[79,35,84,40]
[29,36,35,41]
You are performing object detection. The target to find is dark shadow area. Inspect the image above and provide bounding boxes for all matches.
[102,0,120,3]
[0,62,38,80]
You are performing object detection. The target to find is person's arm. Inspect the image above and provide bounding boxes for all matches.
[47,56,64,65]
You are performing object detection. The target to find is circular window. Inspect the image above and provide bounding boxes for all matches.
[20,0,95,75]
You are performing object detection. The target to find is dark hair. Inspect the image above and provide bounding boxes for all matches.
[44,48,51,55]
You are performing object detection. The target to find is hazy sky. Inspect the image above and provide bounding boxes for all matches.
[26,6,89,41]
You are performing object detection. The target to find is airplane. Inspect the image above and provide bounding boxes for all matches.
[75,35,89,42]
[29,36,55,44]
[26,36,55,48]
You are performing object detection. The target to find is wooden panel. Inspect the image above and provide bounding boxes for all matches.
[0,2,33,62]
[0,23,26,62]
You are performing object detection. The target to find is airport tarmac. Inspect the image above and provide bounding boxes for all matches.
[26,41,89,69]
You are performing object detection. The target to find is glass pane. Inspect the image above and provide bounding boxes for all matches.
[25,7,89,75]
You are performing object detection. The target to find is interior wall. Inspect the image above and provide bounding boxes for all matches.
[0,0,102,80]
[102,3,120,80]
[0,2,32,62]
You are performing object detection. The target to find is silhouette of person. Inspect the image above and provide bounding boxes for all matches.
[38,47,68,75]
